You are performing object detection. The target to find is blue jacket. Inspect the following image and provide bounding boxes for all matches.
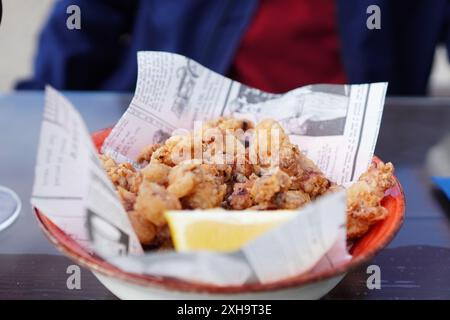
[16,0,450,95]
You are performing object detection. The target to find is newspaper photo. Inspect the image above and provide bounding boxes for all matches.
[31,51,388,285]
[103,52,387,186]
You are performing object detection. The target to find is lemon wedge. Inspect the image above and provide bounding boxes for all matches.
[165,209,297,252]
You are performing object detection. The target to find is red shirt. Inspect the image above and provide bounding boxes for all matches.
[230,0,346,93]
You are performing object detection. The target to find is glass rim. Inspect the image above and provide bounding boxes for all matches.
[0,185,21,232]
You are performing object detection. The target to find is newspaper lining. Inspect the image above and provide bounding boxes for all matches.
[103,52,387,186]
[31,52,388,285]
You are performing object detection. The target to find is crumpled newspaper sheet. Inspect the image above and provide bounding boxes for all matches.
[31,52,387,285]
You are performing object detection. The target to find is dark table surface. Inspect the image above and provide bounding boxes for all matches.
[0,92,450,300]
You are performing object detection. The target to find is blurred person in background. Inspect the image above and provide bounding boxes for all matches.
[16,0,450,95]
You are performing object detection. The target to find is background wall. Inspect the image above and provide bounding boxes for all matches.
[0,0,55,91]
[1,0,450,95]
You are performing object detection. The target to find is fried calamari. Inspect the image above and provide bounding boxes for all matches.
[100,116,395,247]
[346,161,395,239]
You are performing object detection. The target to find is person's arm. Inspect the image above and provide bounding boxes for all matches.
[444,2,450,84]
[16,0,137,90]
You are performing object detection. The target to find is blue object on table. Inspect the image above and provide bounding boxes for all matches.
[432,177,450,200]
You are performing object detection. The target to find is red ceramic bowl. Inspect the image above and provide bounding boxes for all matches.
[34,128,405,297]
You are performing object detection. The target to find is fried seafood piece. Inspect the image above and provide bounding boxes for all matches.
[136,143,161,165]
[203,117,254,134]
[272,190,311,209]
[140,162,171,185]
[250,119,331,198]
[192,122,247,169]
[250,170,310,210]
[205,118,255,178]
[128,211,174,249]
[204,133,253,178]
[151,130,240,167]
[151,225,174,250]
[199,127,232,164]
[346,161,395,239]
[288,147,331,198]
[226,169,295,209]
[116,186,137,211]
[147,118,254,179]
[132,180,181,245]
[99,154,142,194]
[167,160,229,209]
[239,149,255,177]
[149,127,240,167]
[150,135,192,167]
[226,177,256,210]
[249,119,290,170]
[127,210,157,245]
[323,183,344,195]
[149,128,215,167]
[250,168,291,203]
[135,181,181,227]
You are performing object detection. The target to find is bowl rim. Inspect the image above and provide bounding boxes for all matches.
[34,165,404,295]
[33,128,405,294]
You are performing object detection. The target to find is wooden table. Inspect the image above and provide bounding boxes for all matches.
[0,92,449,299]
